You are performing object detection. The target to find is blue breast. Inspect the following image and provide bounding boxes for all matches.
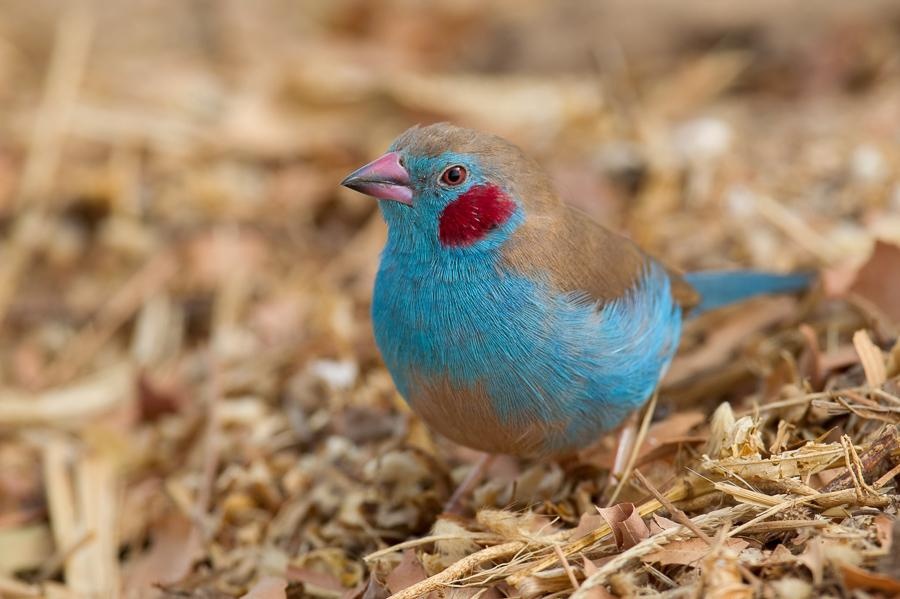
[372,242,683,456]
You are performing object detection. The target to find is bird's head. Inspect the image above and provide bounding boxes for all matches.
[341,123,557,255]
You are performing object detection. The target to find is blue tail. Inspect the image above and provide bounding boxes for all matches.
[684,270,813,315]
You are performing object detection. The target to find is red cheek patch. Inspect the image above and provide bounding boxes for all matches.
[438,184,516,247]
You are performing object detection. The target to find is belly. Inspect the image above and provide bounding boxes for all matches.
[372,263,681,456]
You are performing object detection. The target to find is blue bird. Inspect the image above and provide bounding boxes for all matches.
[341,123,811,458]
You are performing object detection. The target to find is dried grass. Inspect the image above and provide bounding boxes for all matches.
[1,1,900,597]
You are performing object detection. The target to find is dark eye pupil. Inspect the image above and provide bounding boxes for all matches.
[442,166,466,185]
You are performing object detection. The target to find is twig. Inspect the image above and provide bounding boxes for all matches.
[751,389,847,413]
[874,462,900,489]
[634,470,712,546]
[386,541,526,599]
[553,543,580,592]
[739,520,828,534]
[35,531,95,583]
[821,428,899,493]
[572,504,758,598]
[76,452,119,594]
[508,481,693,585]
[0,362,133,427]
[608,391,658,506]
[728,487,889,538]
[365,533,501,561]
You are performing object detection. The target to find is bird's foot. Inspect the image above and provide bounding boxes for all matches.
[443,453,495,515]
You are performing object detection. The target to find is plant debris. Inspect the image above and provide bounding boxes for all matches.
[1,1,900,597]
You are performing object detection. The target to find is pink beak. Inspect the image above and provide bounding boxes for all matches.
[340,151,413,205]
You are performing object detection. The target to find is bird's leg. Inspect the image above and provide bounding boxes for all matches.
[605,413,639,504]
[611,416,638,484]
[606,391,659,505]
[444,453,495,514]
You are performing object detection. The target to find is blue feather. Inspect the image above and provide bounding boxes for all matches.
[684,270,813,315]
[374,159,681,455]
[373,151,684,455]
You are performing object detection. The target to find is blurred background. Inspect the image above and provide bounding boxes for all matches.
[1,0,900,596]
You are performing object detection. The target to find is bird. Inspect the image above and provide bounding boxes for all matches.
[341,123,811,459]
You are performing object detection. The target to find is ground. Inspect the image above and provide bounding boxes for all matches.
[1,1,900,598]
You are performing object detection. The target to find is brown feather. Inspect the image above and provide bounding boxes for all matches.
[408,370,562,456]
[504,207,699,309]
[395,123,700,309]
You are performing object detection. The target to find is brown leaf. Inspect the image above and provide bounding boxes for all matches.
[596,503,649,550]
[648,514,679,535]
[578,558,616,598]
[286,566,345,594]
[343,576,389,599]
[385,550,428,595]
[137,371,187,422]
[876,515,900,579]
[848,240,900,327]
[839,562,900,593]
[582,556,598,577]
[888,337,900,378]
[643,537,749,566]
[572,513,607,539]
[874,514,894,552]
[241,577,287,599]
[853,330,887,387]
[700,544,754,599]
[765,544,796,566]
[798,538,825,586]
[821,261,859,297]
[123,513,204,593]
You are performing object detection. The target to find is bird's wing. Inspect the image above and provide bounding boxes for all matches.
[501,205,700,309]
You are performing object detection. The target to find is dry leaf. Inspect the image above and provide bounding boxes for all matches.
[582,556,598,577]
[887,337,900,377]
[648,514,679,535]
[3,3,900,598]
[572,513,608,540]
[123,513,203,594]
[874,514,894,552]
[643,537,749,566]
[578,557,616,599]
[596,503,649,550]
[241,577,287,599]
[849,240,900,327]
[385,550,428,595]
[822,261,861,297]
[286,566,345,595]
[765,544,796,566]
[839,562,900,593]
[701,546,754,599]
[853,330,887,387]
[876,515,900,579]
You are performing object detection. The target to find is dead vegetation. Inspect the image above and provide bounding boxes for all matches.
[1,1,900,597]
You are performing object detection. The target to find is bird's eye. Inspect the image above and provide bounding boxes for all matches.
[440,165,467,186]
